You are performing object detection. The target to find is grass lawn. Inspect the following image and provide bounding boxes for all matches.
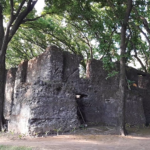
[0,145,32,150]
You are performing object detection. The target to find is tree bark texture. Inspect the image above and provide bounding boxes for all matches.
[0,4,5,130]
[0,54,6,130]
[0,4,4,49]
[118,0,133,136]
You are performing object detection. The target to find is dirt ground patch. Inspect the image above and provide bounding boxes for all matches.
[0,126,150,150]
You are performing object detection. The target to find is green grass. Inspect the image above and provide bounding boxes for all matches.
[0,145,32,150]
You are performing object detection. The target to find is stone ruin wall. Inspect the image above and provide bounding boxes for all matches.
[4,45,150,135]
[77,60,147,126]
[4,46,80,135]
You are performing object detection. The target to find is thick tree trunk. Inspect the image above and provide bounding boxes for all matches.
[118,24,127,136]
[0,38,7,130]
[0,4,5,130]
[0,55,6,130]
[0,8,4,48]
[118,0,133,136]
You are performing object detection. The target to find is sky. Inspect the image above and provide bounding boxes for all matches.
[35,0,45,14]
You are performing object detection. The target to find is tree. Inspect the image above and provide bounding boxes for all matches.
[0,0,38,130]
[6,16,92,69]
[118,0,133,136]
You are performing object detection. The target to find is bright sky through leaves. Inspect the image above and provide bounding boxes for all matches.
[35,0,45,14]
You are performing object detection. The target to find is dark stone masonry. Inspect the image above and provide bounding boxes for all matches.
[4,45,150,135]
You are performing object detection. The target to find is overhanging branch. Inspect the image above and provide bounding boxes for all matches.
[8,0,38,43]
[15,0,26,17]
[22,14,47,23]
[10,0,14,17]
[133,7,150,35]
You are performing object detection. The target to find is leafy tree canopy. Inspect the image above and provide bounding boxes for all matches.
[4,0,150,74]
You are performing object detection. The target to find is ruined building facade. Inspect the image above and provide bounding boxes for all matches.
[4,46,150,135]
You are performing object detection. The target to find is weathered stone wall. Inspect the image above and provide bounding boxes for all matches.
[76,60,145,126]
[126,67,150,125]
[4,68,17,120]
[4,46,80,135]
[4,45,150,135]
[76,60,119,126]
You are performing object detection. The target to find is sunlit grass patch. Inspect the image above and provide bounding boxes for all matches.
[0,145,32,150]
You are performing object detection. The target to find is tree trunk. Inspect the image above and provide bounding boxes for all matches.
[0,54,6,130]
[118,24,127,136]
[0,5,4,48]
[0,4,5,130]
[118,0,133,136]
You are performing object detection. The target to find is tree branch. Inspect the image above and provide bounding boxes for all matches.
[133,7,150,35]
[85,36,93,59]
[8,0,38,43]
[131,42,147,73]
[15,0,26,17]
[123,0,133,26]
[10,0,14,17]
[22,12,55,23]
[138,26,150,44]
[22,14,46,23]
[142,18,150,35]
